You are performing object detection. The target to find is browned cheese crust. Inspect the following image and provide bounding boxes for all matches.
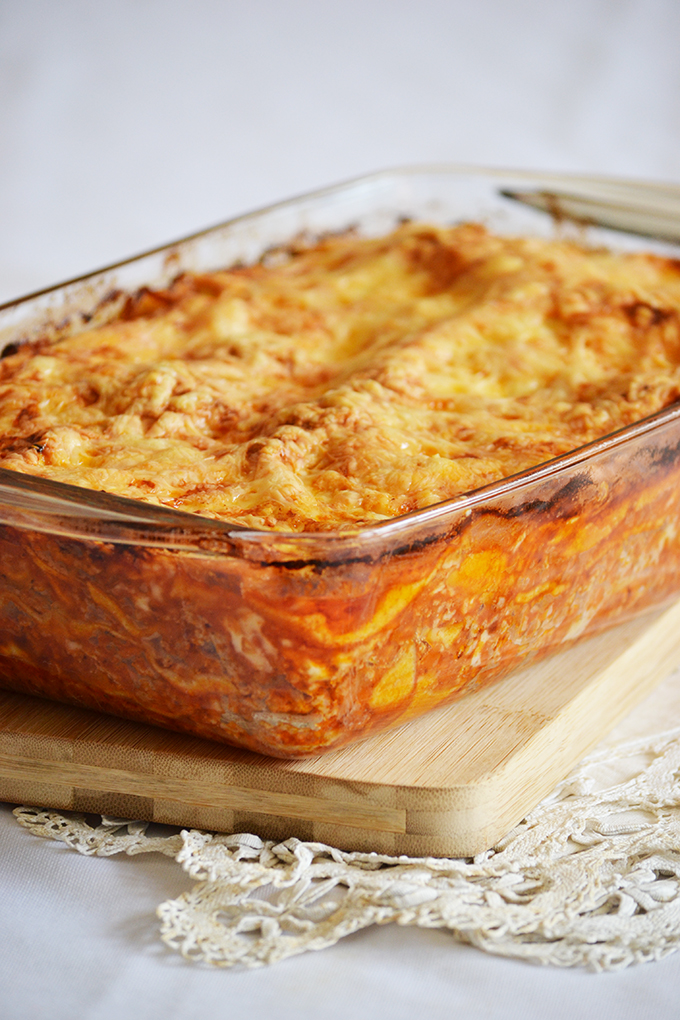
[3,223,680,530]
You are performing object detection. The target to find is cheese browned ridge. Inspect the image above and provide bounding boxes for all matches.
[2,222,680,532]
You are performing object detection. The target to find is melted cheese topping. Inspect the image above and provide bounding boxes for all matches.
[2,222,680,531]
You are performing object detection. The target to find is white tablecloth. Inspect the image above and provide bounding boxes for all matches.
[2,2,680,1016]
[5,672,680,1020]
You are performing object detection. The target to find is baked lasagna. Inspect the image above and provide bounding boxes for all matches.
[3,219,680,762]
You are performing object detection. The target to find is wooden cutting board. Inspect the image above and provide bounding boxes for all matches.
[3,600,680,857]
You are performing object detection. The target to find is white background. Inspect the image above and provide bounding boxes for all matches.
[2,0,679,305]
[2,1,680,1017]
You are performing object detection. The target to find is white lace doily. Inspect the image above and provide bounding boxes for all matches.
[12,725,680,972]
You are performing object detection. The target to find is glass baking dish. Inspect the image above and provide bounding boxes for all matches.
[2,166,680,758]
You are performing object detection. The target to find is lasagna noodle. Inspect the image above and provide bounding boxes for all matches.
[2,222,680,531]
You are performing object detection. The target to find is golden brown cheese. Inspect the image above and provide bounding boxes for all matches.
[2,222,680,532]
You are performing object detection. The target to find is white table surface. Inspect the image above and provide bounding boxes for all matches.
[2,2,680,1016]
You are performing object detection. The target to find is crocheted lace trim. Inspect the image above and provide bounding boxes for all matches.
[13,727,680,971]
